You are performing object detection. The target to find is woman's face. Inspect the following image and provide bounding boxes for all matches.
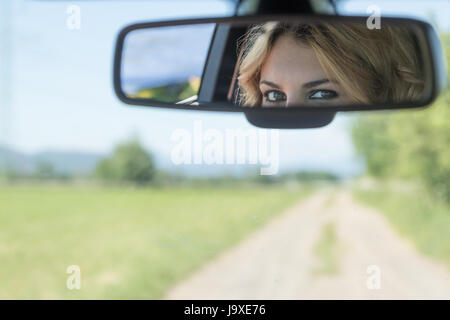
[259,34,353,107]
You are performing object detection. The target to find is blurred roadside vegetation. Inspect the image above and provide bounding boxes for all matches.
[352,33,450,267]
[129,76,200,103]
[95,139,155,185]
[355,184,450,268]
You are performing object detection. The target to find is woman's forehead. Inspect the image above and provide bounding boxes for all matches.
[260,34,328,87]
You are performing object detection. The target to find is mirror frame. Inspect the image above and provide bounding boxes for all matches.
[113,14,446,113]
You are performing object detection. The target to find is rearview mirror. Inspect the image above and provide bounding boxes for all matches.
[114,15,446,113]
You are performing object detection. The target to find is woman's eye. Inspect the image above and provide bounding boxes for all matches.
[264,90,286,103]
[308,90,338,100]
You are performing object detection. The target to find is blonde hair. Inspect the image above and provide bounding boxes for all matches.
[236,22,425,106]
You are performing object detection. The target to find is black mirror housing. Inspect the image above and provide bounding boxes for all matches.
[113,14,447,128]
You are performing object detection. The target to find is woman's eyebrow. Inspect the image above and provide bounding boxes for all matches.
[261,79,336,89]
[259,80,280,89]
[302,79,332,88]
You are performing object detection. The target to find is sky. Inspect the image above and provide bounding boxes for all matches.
[121,23,215,94]
[0,0,449,177]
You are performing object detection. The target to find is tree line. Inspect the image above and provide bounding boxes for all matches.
[352,33,450,201]
[0,138,338,186]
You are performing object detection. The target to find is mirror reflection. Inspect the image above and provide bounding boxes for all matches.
[120,20,428,108]
[121,24,214,103]
[235,22,425,107]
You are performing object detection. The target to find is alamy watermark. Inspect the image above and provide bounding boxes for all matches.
[66,265,81,290]
[170,120,279,175]
[366,5,381,30]
[366,264,381,290]
[66,5,81,30]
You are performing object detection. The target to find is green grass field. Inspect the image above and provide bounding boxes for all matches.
[0,185,307,299]
[355,186,450,270]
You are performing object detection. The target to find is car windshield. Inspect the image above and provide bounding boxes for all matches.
[0,0,449,300]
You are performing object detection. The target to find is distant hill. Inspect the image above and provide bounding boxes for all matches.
[0,146,103,175]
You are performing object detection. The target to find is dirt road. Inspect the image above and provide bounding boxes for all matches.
[165,190,450,299]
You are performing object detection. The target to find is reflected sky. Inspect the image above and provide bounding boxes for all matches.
[122,24,214,94]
